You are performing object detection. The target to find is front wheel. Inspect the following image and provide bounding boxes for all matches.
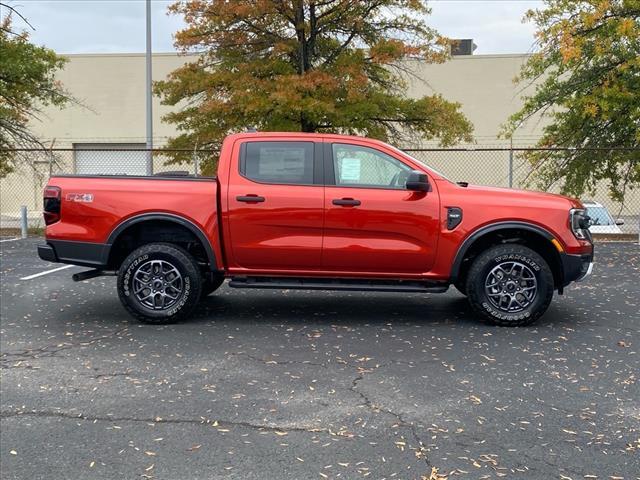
[117,243,202,324]
[465,244,554,327]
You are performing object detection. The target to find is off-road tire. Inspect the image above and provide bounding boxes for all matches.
[117,243,202,324]
[466,244,554,327]
[201,275,225,297]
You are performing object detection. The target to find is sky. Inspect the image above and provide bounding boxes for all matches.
[3,0,544,55]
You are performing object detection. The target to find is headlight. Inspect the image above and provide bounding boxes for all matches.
[570,208,592,240]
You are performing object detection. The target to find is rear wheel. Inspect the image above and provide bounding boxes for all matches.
[117,243,202,324]
[466,244,554,326]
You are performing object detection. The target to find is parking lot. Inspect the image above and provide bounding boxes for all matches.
[1,237,638,479]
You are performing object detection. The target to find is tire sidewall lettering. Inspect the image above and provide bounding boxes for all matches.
[493,253,540,272]
[123,254,149,297]
[167,277,191,316]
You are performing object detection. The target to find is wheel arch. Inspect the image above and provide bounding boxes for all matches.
[106,213,218,271]
[450,222,564,290]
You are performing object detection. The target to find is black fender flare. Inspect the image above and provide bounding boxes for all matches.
[449,221,557,283]
[106,213,218,271]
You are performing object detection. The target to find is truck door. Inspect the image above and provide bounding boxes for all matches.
[226,140,324,271]
[322,141,439,275]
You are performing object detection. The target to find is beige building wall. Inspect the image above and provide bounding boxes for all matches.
[32,52,193,147]
[405,54,545,146]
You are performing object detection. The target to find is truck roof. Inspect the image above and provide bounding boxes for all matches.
[224,131,393,147]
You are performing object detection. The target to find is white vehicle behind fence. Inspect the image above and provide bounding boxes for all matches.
[583,201,625,234]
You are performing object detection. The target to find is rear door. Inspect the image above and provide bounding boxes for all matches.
[322,141,440,275]
[226,139,324,271]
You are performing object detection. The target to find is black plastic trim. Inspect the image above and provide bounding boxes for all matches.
[236,195,265,203]
[447,207,463,230]
[37,243,58,263]
[50,174,216,182]
[229,276,449,293]
[560,251,594,286]
[332,199,361,206]
[323,142,336,186]
[106,213,218,271]
[449,221,556,283]
[42,239,110,268]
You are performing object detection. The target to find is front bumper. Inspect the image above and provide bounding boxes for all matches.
[576,261,594,282]
[560,250,594,286]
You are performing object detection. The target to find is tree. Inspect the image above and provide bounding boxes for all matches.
[0,4,69,177]
[156,0,474,173]
[504,0,639,202]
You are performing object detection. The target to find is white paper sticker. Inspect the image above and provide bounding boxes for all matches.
[339,158,361,183]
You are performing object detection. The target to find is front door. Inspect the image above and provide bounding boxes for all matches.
[322,141,439,275]
[226,140,324,271]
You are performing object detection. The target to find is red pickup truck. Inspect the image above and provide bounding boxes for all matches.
[38,133,594,326]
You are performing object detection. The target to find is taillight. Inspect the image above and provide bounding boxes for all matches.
[43,186,61,225]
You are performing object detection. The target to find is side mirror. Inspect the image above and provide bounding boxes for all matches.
[406,170,430,192]
[615,219,625,226]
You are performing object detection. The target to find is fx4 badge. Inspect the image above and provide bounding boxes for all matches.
[66,193,94,203]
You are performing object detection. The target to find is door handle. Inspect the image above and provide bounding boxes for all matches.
[236,195,265,203]
[332,198,361,206]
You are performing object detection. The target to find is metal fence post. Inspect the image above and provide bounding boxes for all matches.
[20,205,28,239]
[508,141,514,188]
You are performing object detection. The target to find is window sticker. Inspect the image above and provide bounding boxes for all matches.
[339,157,361,183]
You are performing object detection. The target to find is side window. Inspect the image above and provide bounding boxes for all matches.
[242,141,315,185]
[332,143,412,189]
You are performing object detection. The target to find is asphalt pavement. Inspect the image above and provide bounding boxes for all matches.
[1,237,638,479]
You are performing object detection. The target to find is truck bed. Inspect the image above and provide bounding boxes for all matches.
[42,174,221,268]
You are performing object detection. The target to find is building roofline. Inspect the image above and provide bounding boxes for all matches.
[58,52,198,58]
[59,51,530,59]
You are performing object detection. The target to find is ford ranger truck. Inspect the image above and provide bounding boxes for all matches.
[38,133,594,326]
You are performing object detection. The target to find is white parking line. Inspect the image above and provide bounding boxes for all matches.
[0,237,22,243]
[20,264,74,280]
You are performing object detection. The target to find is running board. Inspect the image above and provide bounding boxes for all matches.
[72,269,116,282]
[228,276,449,293]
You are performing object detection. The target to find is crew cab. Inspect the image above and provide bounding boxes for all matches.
[38,133,594,326]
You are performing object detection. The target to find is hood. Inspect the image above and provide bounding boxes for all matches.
[459,183,583,209]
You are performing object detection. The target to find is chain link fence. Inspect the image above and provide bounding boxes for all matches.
[0,149,213,232]
[404,148,639,236]
[1,147,638,236]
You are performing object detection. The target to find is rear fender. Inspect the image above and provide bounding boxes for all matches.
[107,213,218,271]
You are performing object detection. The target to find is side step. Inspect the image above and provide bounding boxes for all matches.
[228,276,448,293]
[72,269,116,282]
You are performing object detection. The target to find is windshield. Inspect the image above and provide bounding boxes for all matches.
[585,206,614,225]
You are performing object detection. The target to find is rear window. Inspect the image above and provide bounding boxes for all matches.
[242,142,314,185]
